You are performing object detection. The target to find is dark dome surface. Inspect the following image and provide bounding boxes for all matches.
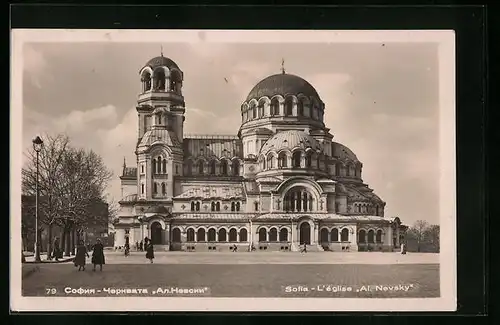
[145,56,180,70]
[246,73,320,101]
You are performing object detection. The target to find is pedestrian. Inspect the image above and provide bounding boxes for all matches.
[231,244,238,252]
[139,241,143,251]
[91,238,105,271]
[300,242,307,253]
[135,241,139,251]
[74,240,89,271]
[52,237,61,261]
[124,242,130,257]
[144,237,154,263]
[400,243,407,255]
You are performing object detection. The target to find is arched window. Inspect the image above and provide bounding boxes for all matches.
[376,230,383,243]
[258,100,265,117]
[266,154,274,169]
[367,230,375,244]
[346,164,351,176]
[239,229,248,242]
[190,202,195,211]
[232,160,240,176]
[152,159,157,175]
[229,229,238,242]
[197,228,206,242]
[187,228,195,242]
[218,229,227,242]
[254,202,259,211]
[195,202,201,211]
[331,228,339,242]
[210,160,216,175]
[283,186,314,212]
[375,205,380,216]
[197,160,204,174]
[297,98,304,116]
[306,153,312,168]
[236,202,240,211]
[278,152,288,168]
[231,202,235,211]
[157,156,162,174]
[270,98,280,115]
[292,151,302,168]
[216,202,221,211]
[335,163,340,176]
[161,183,166,195]
[221,160,228,175]
[211,202,216,211]
[279,228,288,242]
[341,228,349,242]
[208,228,216,242]
[269,228,278,242]
[252,105,257,119]
[358,230,366,243]
[141,184,144,194]
[320,228,329,243]
[285,97,293,116]
[258,228,267,242]
[172,228,181,243]
[153,183,158,194]
[162,159,167,174]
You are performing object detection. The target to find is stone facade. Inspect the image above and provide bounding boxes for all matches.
[113,55,407,252]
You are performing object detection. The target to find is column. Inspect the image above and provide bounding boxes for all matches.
[150,77,155,91]
[396,226,400,247]
[166,77,171,91]
[300,153,306,168]
[313,224,318,244]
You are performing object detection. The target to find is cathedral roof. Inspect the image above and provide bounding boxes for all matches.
[246,73,320,102]
[259,130,322,155]
[145,56,180,71]
[183,135,243,160]
[138,129,181,148]
[332,142,359,163]
[174,184,245,200]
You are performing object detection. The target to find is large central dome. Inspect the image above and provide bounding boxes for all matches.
[246,73,320,101]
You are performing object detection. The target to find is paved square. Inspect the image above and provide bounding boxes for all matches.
[22,252,440,298]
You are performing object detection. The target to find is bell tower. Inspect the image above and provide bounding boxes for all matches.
[135,53,186,202]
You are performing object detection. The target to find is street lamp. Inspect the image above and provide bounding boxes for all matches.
[32,136,43,263]
[138,216,144,248]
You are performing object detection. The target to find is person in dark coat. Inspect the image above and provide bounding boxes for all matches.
[74,240,89,271]
[144,237,154,263]
[139,241,143,251]
[52,237,61,261]
[91,238,105,271]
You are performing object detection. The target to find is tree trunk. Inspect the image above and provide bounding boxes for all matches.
[71,228,76,255]
[64,229,71,256]
[46,224,53,260]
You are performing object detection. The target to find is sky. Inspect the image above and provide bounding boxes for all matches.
[21,40,440,226]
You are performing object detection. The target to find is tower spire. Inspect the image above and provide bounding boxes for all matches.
[160,45,163,57]
[281,58,286,74]
[123,156,126,168]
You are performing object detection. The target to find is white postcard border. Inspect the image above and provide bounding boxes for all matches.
[10,29,456,312]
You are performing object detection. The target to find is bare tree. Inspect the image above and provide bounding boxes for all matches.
[424,224,440,252]
[407,220,430,252]
[22,134,70,259]
[22,134,113,257]
[54,146,113,255]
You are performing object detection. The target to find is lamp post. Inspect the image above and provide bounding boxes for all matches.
[138,216,144,246]
[32,136,44,263]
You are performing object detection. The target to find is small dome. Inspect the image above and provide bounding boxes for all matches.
[332,142,359,162]
[145,205,170,214]
[246,73,320,102]
[145,56,180,70]
[260,130,321,155]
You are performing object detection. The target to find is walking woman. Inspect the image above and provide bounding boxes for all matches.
[91,238,106,271]
[74,240,89,271]
[144,237,154,263]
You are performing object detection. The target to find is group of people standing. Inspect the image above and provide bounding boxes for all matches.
[73,237,155,271]
[74,238,105,271]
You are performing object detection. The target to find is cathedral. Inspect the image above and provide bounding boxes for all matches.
[113,54,407,252]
